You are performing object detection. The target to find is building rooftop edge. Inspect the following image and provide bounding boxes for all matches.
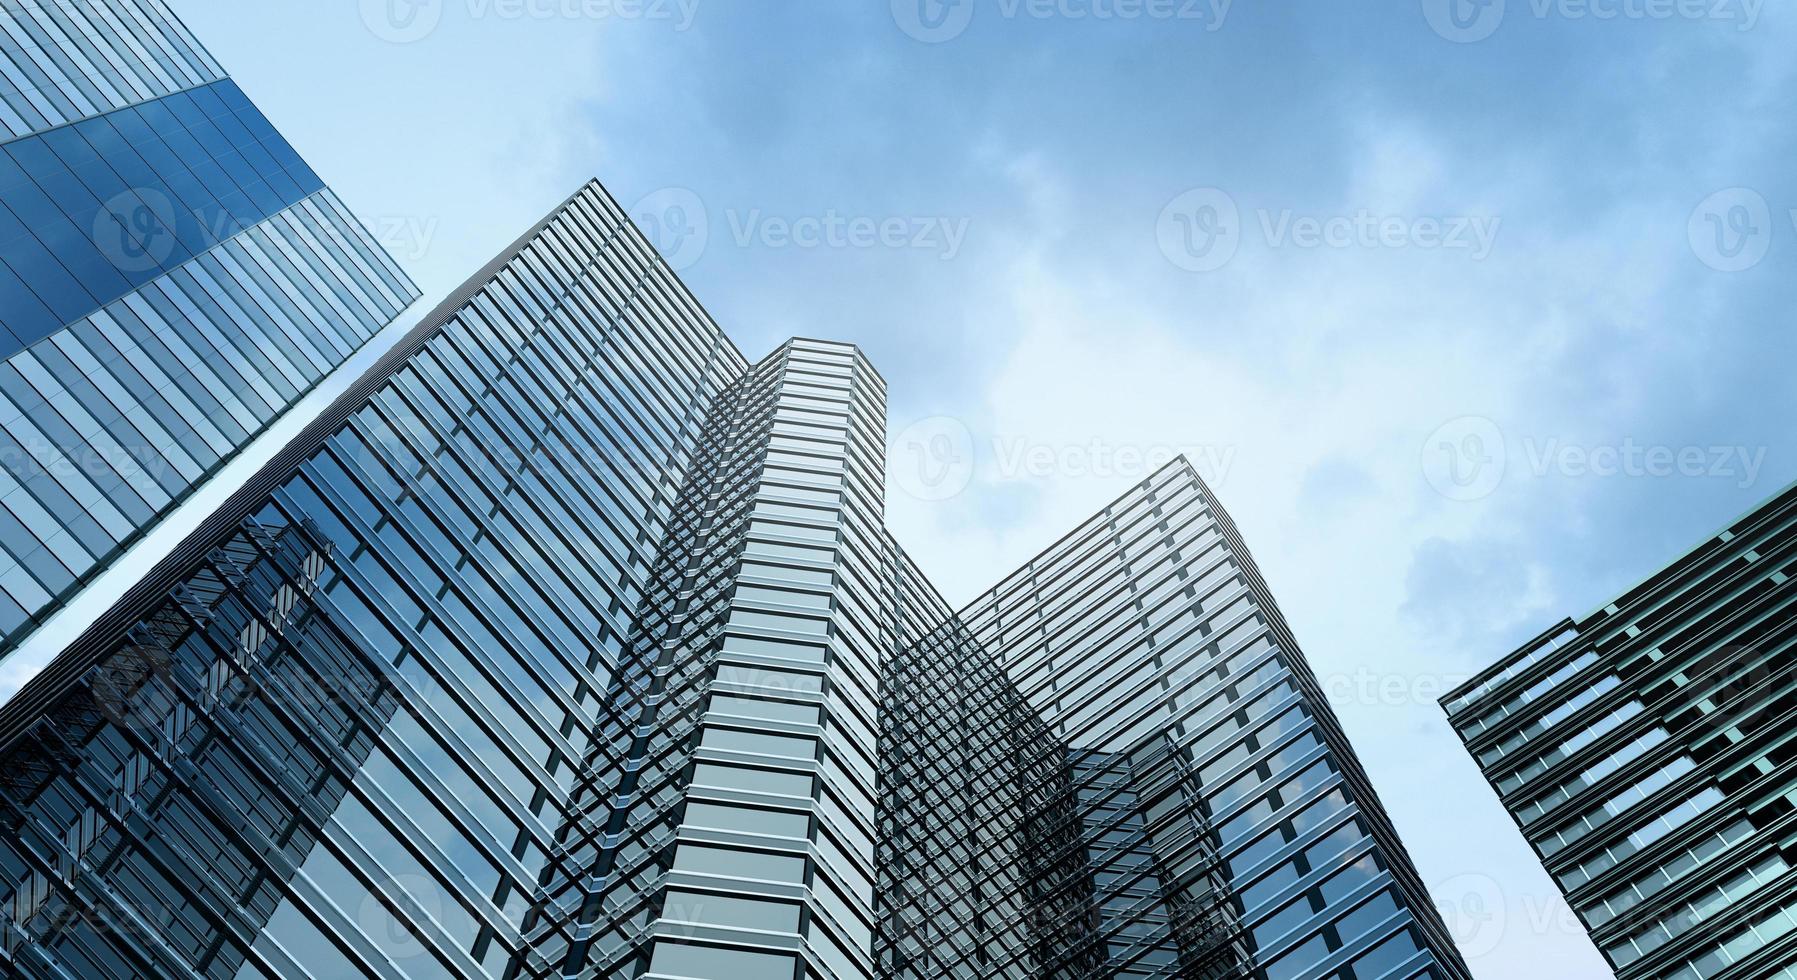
[1440,473,1797,709]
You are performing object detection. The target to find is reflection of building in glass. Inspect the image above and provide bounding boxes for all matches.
[0,176,1469,979]
[0,0,417,650]
[962,464,1469,980]
[1446,483,1797,980]
[0,516,380,978]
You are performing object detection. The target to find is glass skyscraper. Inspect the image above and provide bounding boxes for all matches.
[1445,483,1797,980]
[0,178,1468,979]
[954,465,1468,980]
[0,0,417,648]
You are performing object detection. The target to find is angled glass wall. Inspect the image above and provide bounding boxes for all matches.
[0,0,224,143]
[0,180,743,979]
[0,174,1470,980]
[962,463,1472,980]
[0,0,416,651]
[1446,483,1797,980]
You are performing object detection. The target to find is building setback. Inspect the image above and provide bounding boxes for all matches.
[0,177,1469,980]
[0,0,417,649]
[1444,483,1797,980]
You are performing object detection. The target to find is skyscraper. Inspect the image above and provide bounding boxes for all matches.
[0,179,1467,979]
[1444,482,1797,980]
[954,463,1469,980]
[0,0,418,649]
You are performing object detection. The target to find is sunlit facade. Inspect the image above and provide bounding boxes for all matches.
[1445,483,1797,980]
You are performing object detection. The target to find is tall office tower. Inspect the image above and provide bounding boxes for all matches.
[0,181,740,979]
[956,464,1470,980]
[1444,484,1797,980]
[0,179,1468,980]
[877,571,1249,980]
[0,0,417,649]
[517,336,910,980]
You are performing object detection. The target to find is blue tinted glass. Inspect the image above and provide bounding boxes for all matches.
[0,80,324,357]
[0,152,28,195]
[40,127,101,170]
[0,262,47,344]
[0,199,27,245]
[73,116,129,157]
[93,143,160,194]
[4,138,62,180]
[187,84,233,120]
[2,230,95,321]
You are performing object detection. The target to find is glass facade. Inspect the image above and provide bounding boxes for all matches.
[0,0,416,651]
[0,180,748,979]
[0,178,1468,979]
[956,465,1469,980]
[0,0,224,143]
[1446,483,1797,980]
[1,78,330,346]
[520,337,912,979]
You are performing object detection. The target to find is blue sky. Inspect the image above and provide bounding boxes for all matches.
[161,1,1797,975]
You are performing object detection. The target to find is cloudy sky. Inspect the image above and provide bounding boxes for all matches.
[161,1,1797,975]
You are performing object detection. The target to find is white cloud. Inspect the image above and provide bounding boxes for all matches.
[887,114,1713,974]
